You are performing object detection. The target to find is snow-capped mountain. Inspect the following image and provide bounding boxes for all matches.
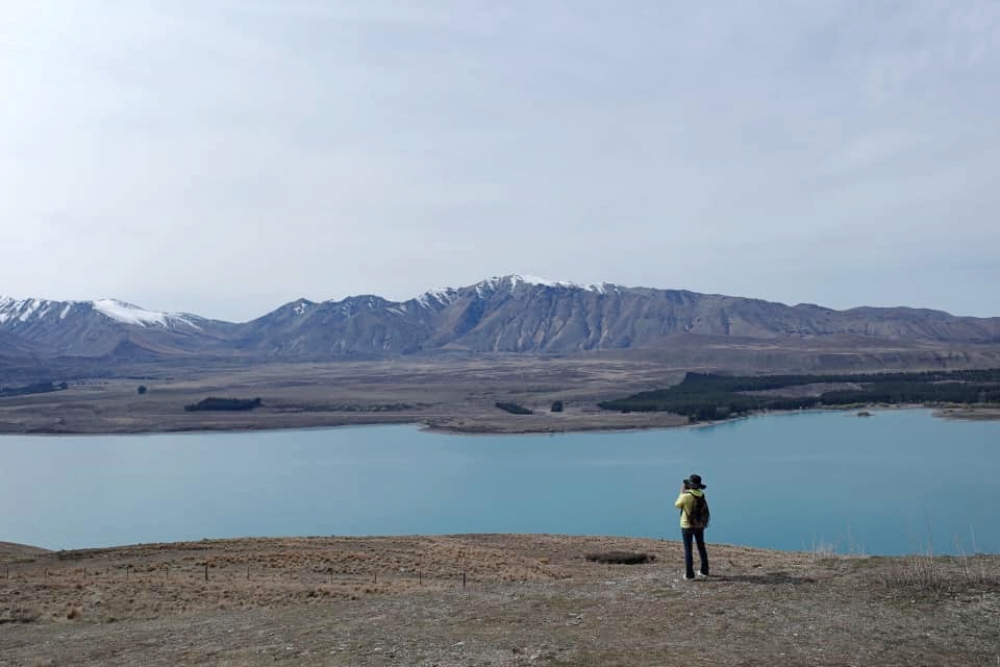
[0,296,227,358]
[0,297,201,329]
[1,275,998,364]
[230,274,999,357]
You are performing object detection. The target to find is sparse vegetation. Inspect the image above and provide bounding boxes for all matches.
[325,403,413,412]
[872,553,1000,599]
[137,385,147,395]
[1,536,998,666]
[551,400,564,413]
[0,605,39,625]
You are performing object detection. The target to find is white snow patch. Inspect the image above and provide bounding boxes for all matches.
[0,296,197,329]
[293,301,310,316]
[18,299,41,322]
[0,298,65,324]
[92,299,195,328]
[416,287,456,309]
[484,274,605,294]
[410,275,613,304]
[585,282,619,295]
[512,274,579,289]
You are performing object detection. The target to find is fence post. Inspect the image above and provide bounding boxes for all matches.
[204,564,209,581]
[247,566,250,581]
[463,572,466,589]
[419,572,422,586]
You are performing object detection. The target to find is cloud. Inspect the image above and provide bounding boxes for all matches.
[0,0,997,319]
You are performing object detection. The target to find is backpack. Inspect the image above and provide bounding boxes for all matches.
[685,492,710,529]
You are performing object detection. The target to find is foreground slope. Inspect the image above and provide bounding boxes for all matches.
[1,535,997,666]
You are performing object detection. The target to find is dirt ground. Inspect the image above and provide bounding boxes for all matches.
[2,535,998,667]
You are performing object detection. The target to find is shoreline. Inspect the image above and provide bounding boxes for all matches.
[2,402,995,438]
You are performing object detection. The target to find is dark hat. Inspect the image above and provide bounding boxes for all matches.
[685,474,706,490]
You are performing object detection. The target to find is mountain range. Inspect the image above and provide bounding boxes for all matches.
[1,275,998,371]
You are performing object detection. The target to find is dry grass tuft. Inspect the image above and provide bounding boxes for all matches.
[0,605,40,624]
[873,554,1000,598]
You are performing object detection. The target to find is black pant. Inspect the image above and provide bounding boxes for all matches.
[682,528,709,578]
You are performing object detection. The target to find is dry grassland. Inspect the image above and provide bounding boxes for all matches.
[2,535,998,666]
[3,351,999,435]
[0,357,692,435]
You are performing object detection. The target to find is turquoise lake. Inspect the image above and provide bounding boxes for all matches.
[1,409,997,555]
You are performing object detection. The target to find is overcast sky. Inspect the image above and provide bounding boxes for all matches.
[2,1,998,322]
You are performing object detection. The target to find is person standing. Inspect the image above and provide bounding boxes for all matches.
[674,473,710,580]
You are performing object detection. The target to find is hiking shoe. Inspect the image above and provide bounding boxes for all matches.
[696,572,709,578]
[683,573,696,580]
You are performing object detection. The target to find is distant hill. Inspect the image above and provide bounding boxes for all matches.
[2,276,998,370]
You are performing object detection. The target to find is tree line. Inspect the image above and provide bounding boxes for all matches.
[184,397,263,412]
[598,369,1000,423]
[0,381,68,398]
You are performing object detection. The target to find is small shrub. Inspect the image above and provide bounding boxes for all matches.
[495,401,533,415]
[137,385,147,395]
[551,400,564,413]
[184,397,263,412]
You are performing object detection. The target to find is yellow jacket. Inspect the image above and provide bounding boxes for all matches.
[674,489,705,529]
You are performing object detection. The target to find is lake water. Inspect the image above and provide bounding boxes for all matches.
[1,409,997,555]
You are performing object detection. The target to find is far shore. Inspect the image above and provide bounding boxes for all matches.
[1,401,997,438]
[1,356,997,438]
